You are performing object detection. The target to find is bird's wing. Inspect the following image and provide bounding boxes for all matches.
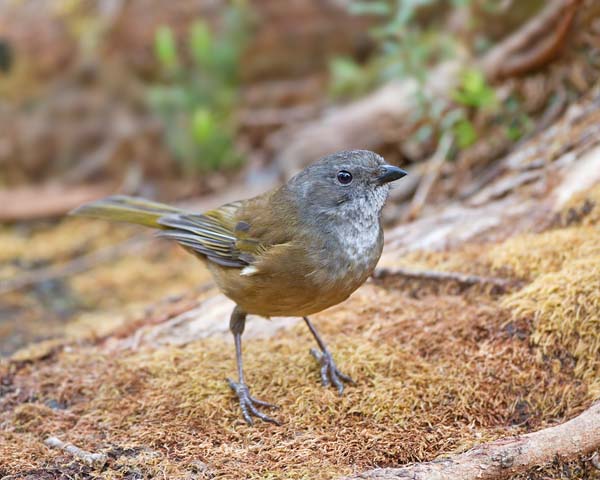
[156,201,265,268]
[72,193,293,270]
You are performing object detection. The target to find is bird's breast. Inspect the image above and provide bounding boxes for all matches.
[330,221,383,270]
[208,210,384,318]
[315,217,383,288]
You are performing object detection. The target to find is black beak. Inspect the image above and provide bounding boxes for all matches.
[377,165,408,185]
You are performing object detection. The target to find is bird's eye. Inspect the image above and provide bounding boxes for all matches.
[337,170,353,185]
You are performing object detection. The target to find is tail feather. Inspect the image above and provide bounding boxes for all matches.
[70,195,184,228]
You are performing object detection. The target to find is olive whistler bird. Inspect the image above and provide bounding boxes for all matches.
[72,150,407,425]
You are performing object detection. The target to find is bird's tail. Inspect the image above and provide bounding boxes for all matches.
[70,195,184,229]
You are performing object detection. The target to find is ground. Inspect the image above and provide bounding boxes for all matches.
[1,177,598,479]
[1,2,600,479]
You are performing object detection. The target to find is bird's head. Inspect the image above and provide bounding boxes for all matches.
[285,150,407,220]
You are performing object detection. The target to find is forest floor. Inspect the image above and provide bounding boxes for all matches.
[1,90,599,479]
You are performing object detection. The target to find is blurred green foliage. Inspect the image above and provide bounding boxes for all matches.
[452,69,496,110]
[330,0,475,151]
[148,3,248,172]
[450,69,498,148]
[330,0,467,100]
[330,0,535,153]
[328,57,371,99]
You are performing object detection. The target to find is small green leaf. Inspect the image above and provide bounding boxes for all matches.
[453,119,477,148]
[453,69,497,109]
[329,57,367,98]
[191,108,216,145]
[506,124,522,141]
[505,114,532,141]
[154,26,179,70]
[189,21,213,67]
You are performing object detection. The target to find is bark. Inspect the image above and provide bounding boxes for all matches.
[342,402,600,480]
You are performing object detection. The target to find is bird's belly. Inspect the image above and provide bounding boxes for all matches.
[208,258,374,318]
[239,285,354,317]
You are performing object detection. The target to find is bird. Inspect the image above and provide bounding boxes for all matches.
[71,149,407,425]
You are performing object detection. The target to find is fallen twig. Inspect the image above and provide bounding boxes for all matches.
[44,436,108,467]
[342,401,600,480]
[0,235,147,296]
[372,267,522,293]
[404,132,454,221]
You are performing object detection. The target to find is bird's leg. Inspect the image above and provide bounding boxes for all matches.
[226,306,280,425]
[303,316,355,395]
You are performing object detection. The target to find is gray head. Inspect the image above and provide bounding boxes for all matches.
[285,150,407,218]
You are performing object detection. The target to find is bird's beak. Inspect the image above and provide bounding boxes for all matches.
[377,165,408,185]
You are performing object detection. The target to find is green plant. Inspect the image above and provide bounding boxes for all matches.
[331,1,542,154]
[148,3,249,173]
[452,69,497,110]
[330,0,469,100]
[328,57,372,99]
[446,68,498,148]
[328,0,479,156]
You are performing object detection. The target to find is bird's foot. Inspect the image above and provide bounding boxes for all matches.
[309,348,355,395]
[227,378,280,426]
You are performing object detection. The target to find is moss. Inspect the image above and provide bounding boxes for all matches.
[0,217,213,355]
[70,249,211,308]
[489,227,598,279]
[0,281,591,478]
[485,192,600,396]
[10,338,65,363]
[503,257,600,396]
[0,219,135,266]
[557,183,600,227]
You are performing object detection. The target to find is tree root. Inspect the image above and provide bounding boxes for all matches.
[343,401,600,479]
[372,267,522,293]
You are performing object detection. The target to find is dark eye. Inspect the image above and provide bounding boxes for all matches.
[337,170,353,185]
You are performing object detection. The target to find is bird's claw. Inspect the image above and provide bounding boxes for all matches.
[309,348,355,395]
[227,378,280,426]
